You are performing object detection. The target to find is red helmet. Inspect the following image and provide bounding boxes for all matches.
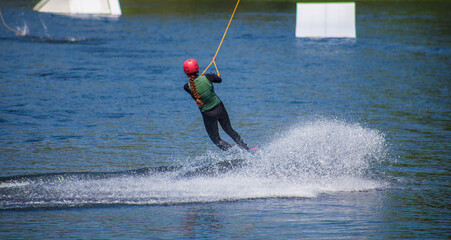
[183,59,199,75]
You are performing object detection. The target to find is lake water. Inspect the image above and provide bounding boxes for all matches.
[0,0,449,239]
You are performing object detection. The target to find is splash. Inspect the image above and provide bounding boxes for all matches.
[15,21,29,36]
[250,119,386,182]
[0,119,387,209]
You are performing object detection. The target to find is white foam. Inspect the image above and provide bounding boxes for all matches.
[0,181,31,188]
[0,119,388,208]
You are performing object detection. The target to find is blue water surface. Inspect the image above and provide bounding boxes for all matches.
[0,0,449,239]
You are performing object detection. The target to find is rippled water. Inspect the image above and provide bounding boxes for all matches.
[0,0,450,239]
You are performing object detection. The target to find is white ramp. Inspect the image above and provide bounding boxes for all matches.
[296,2,356,38]
[33,0,122,16]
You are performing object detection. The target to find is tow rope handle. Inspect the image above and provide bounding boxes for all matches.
[201,0,240,77]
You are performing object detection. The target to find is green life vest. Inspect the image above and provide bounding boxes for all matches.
[188,75,221,112]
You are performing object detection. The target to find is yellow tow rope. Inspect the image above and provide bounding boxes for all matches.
[0,8,22,35]
[201,0,240,77]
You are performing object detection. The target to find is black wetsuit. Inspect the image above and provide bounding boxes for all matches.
[184,74,249,151]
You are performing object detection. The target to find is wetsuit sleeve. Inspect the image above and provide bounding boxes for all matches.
[184,83,191,94]
[205,73,222,83]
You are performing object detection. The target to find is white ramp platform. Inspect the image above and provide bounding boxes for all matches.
[33,0,122,16]
[296,2,356,38]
